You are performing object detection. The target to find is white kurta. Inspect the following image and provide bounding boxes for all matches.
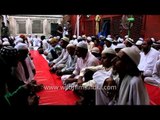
[61,54,77,72]
[93,68,113,105]
[42,39,49,51]
[52,48,69,69]
[13,56,35,84]
[138,48,160,77]
[144,59,160,86]
[61,52,99,83]
[117,75,149,105]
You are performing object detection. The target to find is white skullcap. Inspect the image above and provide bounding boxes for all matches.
[139,38,143,41]
[91,47,100,53]
[126,38,134,44]
[63,27,66,29]
[106,37,112,42]
[73,35,77,39]
[0,40,2,45]
[14,38,23,45]
[136,40,143,46]
[99,35,104,38]
[2,38,8,42]
[56,36,60,40]
[121,47,140,66]
[66,43,76,48]
[151,38,155,42]
[115,43,126,49]
[102,48,116,55]
[77,41,88,49]
[117,37,124,43]
[87,36,92,41]
[3,41,10,46]
[61,37,69,43]
[77,36,82,40]
[107,35,111,38]
[15,43,28,50]
[125,35,129,39]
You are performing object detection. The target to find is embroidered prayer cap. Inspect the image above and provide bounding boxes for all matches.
[61,37,69,43]
[126,38,134,45]
[0,46,18,57]
[102,48,116,55]
[105,37,112,43]
[91,47,100,54]
[121,47,140,66]
[77,41,88,49]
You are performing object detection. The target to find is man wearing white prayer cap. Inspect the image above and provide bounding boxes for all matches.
[50,36,69,72]
[61,36,69,43]
[14,37,23,45]
[138,38,160,78]
[104,37,114,50]
[76,41,88,49]
[106,37,112,43]
[13,43,36,84]
[91,47,101,60]
[56,43,77,76]
[111,47,149,105]
[124,38,134,47]
[77,48,116,105]
[135,40,143,51]
[87,36,95,52]
[61,41,99,91]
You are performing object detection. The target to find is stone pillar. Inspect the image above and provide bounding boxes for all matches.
[26,18,32,35]
[43,19,48,35]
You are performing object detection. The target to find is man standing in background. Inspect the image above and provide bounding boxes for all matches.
[1,22,9,39]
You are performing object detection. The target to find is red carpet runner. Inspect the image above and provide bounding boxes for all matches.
[145,83,160,105]
[30,50,79,105]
